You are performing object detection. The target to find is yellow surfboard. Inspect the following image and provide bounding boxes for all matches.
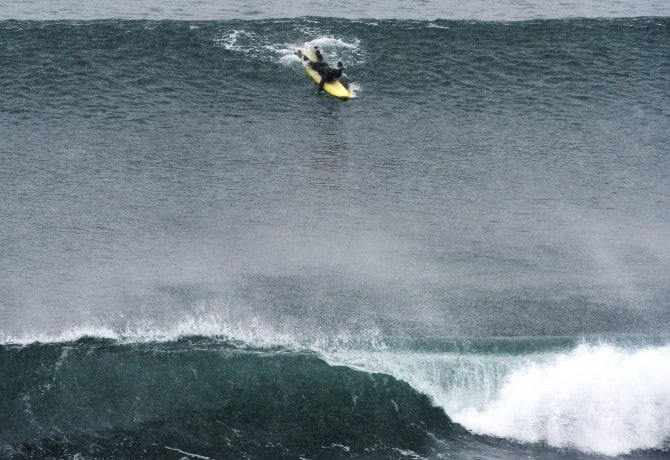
[297,45,351,100]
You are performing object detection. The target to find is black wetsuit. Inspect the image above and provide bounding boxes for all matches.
[296,47,344,93]
[308,61,344,92]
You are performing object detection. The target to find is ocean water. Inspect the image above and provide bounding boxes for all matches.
[1,1,670,459]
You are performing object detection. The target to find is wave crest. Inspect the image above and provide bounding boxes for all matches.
[454,344,670,455]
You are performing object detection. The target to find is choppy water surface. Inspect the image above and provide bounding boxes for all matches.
[1,4,669,459]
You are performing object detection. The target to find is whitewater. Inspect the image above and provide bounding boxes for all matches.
[321,339,670,456]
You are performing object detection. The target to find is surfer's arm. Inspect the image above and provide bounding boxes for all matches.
[318,76,326,93]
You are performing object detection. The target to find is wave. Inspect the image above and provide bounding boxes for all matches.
[454,344,670,456]
[214,27,365,67]
[0,312,387,352]
[0,337,456,459]
[320,339,670,456]
[3,330,669,457]
[4,17,668,124]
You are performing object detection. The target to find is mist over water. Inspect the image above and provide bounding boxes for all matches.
[2,0,670,20]
[1,3,669,458]
[3,18,669,343]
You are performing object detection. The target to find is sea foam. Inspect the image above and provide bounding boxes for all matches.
[319,340,670,456]
[454,344,670,455]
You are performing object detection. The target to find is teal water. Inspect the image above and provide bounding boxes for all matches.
[1,16,669,459]
[1,336,669,458]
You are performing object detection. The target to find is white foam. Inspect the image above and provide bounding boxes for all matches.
[453,344,670,456]
[1,326,120,346]
[319,342,670,456]
[305,36,360,51]
[214,29,258,53]
[319,346,522,413]
[0,313,297,349]
[347,82,362,98]
[6,318,667,456]
[214,31,361,59]
[214,31,364,70]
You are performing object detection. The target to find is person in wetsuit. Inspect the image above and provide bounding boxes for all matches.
[296,46,344,93]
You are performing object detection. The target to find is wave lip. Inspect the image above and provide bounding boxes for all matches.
[453,344,670,456]
[318,338,670,456]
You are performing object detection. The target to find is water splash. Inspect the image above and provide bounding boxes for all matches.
[454,344,670,455]
[319,339,670,456]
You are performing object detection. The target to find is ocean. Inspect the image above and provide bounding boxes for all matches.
[1,1,669,458]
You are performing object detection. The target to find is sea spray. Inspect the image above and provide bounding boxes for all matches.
[454,344,670,455]
[319,339,670,456]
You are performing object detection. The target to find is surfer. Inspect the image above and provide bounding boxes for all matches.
[296,47,345,94]
[311,59,344,93]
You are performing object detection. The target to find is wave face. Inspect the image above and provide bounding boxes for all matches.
[2,18,669,339]
[0,338,456,459]
[1,337,669,459]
